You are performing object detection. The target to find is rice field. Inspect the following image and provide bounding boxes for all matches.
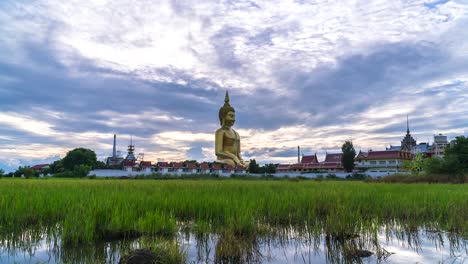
[0,178,466,247]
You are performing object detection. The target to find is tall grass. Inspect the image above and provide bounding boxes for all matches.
[0,179,466,245]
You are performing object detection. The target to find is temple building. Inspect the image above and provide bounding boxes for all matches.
[125,138,136,162]
[276,152,344,173]
[401,116,416,151]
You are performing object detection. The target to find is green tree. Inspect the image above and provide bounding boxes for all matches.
[403,152,424,175]
[0,169,4,177]
[248,159,260,173]
[74,164,92,178]
[443,155,463,179]
[96,161,108,169]
[445,136,468,169]
[422,157,444,174]
[263,163,277,174]
[13,166,38,178]
[49,159,64,174]
[341,141,356,172]
[62,148,98,171]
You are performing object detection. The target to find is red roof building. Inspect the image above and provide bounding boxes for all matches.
[140,161,152,168]
[276,164,291,172]
[157,162,169,168]
[324,153,342,162]
[211,164,222,171]
[301,154,318,164]
[234,165,245,172]
[172,162,183,169]
[30,164,50,171]
[123,160,135,167]
[276,153,344,172]
[355,150,412,173]
[186,163,197,169]
[365,150,412,160]
[355,151,368,161]
[200,162,210,170]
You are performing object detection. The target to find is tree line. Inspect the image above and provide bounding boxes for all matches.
[1,148,103,178]
[403,136,468,182]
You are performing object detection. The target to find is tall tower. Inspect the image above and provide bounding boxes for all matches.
[106,134,124,166]
[297,146,300,164]
[112,134,117,158]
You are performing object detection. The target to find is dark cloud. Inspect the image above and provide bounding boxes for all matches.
[210,26,248,70]
[0,40,228,136]
[234,41,467,132]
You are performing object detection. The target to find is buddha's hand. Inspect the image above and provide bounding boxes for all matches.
[240,160,249,167]
[233,157,241,165]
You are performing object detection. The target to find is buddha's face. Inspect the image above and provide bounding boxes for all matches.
[224,111,235,127]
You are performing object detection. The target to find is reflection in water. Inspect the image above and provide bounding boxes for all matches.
[0,226,466,263]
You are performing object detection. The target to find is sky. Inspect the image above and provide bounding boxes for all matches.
[1,0,468,172]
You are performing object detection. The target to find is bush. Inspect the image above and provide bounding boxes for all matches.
[52,171,75,178]
[14,166,38,178]
[368,173,466,183]
[346,173,370,180]
[52,165,91,178]
[74,164,92,178]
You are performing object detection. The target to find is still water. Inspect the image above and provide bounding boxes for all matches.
[0,227,466,263]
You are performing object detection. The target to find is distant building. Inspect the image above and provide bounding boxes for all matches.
[211,164,222,174]
[184,162,198,173]
[172,162,184,173]
[106,134,124,166]
[156,162,170,173]
[30,164,50,172]
[276,153,344,173]
[432,134,448,158]
[301,154,318,163]
[125,139,136,161]
[401,116,417,151]
[123,160,135,172]
[222,165,234,174]
[199,162,210,174]
[355,150,412,173]
[234,165,247,174]
[140,161,152,173]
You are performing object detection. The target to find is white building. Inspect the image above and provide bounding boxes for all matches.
[433,134,448,158]
[355,150,412,174]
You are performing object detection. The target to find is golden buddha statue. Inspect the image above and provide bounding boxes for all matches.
[215,91,247,167]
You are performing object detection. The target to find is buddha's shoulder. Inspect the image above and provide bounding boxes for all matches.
[215,128,226,134]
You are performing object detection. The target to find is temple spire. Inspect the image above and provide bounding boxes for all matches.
[406,115,410,134]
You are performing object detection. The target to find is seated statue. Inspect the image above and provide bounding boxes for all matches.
[215,91,248,167]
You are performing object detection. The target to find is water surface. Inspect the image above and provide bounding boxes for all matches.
[0,227,466,263]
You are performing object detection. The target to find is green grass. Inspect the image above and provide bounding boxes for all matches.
[0,178,466,245]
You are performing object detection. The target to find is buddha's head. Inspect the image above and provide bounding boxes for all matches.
[219,91,235,127]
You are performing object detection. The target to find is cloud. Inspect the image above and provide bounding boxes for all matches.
[0,0,467,170]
